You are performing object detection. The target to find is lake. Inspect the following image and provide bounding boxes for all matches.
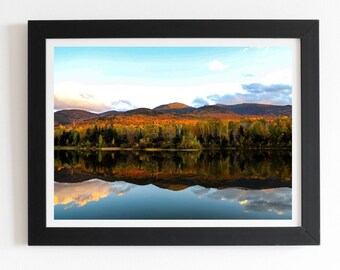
[54,149,292,219]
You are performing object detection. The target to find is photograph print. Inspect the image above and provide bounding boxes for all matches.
[53,44,294,222]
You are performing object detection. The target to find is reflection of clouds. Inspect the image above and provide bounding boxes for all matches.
[191,187,291,215]
[241,189,291,215]
[191,186,211,198]
[54,179,135,208]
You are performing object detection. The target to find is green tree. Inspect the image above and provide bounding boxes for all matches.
[98,135,104,147]
[72,131,80,146]
[229,131,234,146]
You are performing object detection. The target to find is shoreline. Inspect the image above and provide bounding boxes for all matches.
[54,146,292,151]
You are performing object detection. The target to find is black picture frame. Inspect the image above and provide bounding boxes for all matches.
[28,20,319,245]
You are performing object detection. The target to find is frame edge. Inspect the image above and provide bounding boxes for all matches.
[27,19,320,246]
[300,20,320,245]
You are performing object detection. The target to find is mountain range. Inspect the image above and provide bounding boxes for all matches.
[55,102,292,125]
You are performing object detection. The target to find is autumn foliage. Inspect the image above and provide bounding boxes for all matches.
[54,113,292,149]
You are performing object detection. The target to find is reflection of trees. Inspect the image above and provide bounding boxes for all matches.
[55,150,292,188]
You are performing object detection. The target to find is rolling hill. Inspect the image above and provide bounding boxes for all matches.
[54,109,98,125]
[217,103,292,117]
[190,105,238,116]
[123,108,163,116]
[54,102,292,126]
[154,102,195,114]
[99,110,120,117]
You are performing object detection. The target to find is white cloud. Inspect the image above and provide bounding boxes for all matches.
[208,60,229,71]
[111,100,135,111]
[260,68,292,85]
[54,81,243,112]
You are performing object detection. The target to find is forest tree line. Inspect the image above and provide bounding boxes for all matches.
[54,117,292,149]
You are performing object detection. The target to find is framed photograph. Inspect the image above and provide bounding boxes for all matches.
[28,20,319,245]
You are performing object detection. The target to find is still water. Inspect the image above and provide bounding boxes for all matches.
[54,150,292,220]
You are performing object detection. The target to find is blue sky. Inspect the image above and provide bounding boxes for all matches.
[54,46,293,112]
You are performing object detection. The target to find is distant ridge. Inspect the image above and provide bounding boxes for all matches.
[154,102,195,114]
[216,103,292,117]
[99,110,120,117]
[190,105,238,116]
[123,108,162,116]
[54,109,97,125]
[54,102,292,125]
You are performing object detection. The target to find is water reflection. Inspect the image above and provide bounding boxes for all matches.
[55,150,291,189]
[191,186,291,215]
[54,150,292,219]
[54,179,291,219]
[54,180,135,208]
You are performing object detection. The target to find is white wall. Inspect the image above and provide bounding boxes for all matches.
[0,0,339,269]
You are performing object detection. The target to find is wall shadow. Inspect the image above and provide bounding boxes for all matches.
[8,24,28,245]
